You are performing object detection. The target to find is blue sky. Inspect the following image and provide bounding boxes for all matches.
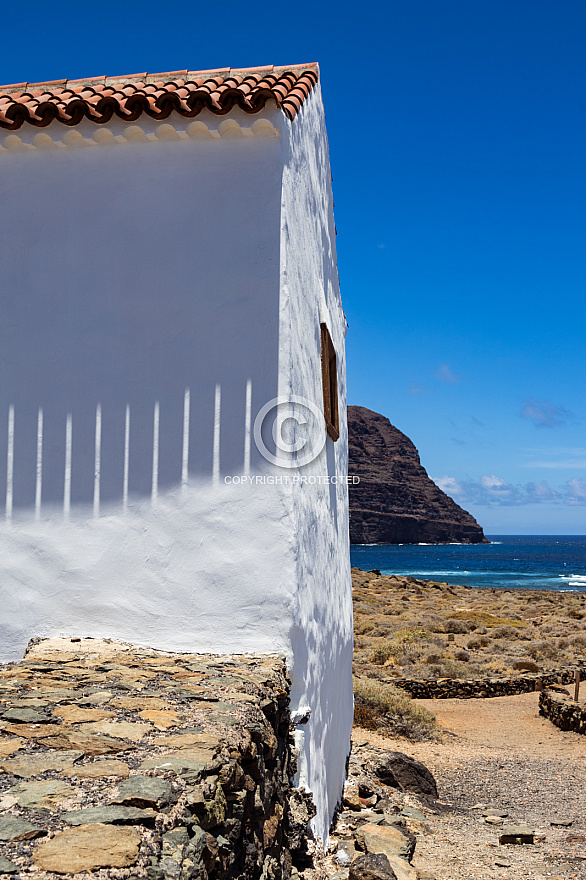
[2,0,585,534]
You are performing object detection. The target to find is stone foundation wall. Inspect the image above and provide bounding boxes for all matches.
[389,666,582,699]
[539,689,586,735]
[0,638,315,880]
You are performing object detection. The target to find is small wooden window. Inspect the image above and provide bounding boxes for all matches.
[320,323,339,441]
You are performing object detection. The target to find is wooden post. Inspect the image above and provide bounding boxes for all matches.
[574,669,580,702]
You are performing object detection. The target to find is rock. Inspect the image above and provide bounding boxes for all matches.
[0,856,18,873]
[40,730,129,754]
[0,750,83,777]
[0,737,24,758]
[495,860,511,867]
[112,696,170,710]
[0,815,45,841]
[156,732,221,751]
[33,823,141,872]
[343,784,363,811]
[186,781,227,829]
[1,722,64,738]
[0,814,47,843]
[400,807,426,823]
[348,406,487,544]
[157,825,206,880]
[4,780,76,811]
[550,819,573,827]
[499,824,535,845]
[349,853,398,880]
[1,707,51,724]
[64,805,157,826]
[159,827,189,879]
[372,752,438,799]
[111,775,175,809]
[141,748,219,777]
[63,759,130,778]
[356,823,415,862]
[75,691,113,706]
[336,840,357,866]
[54,705,115,723]
[374,797,400,815]
[138,709,180,728]
[512,661,539,673]
[485,816,504,825]
[80,719,152,741]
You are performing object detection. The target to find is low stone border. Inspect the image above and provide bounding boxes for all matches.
[539,688,586,734]
[388,666,583,699]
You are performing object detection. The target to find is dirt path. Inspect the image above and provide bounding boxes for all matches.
[354,692,586,879]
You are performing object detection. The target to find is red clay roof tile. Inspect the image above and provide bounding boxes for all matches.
[0,63,318,131]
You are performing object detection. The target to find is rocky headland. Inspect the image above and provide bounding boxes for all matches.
[348,406,487,545]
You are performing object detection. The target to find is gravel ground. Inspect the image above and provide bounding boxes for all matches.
[352,692,586,880]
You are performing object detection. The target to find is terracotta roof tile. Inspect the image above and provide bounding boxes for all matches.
[0,63,319,131]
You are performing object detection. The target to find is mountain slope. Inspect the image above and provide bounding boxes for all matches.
[348,405,487,544]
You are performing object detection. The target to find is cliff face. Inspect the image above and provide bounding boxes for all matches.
[348,405,488,545]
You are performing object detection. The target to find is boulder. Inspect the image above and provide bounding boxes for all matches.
[372,752,438,799]
[349,853,398,880]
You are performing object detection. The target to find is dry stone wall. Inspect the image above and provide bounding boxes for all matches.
[0,638,313,880]
[539,689,586,735]
[388,666,582,699]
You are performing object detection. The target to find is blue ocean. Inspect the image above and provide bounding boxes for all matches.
[350,535,586,592]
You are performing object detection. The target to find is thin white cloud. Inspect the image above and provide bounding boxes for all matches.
[432,474,572,507]
[525,481,560,501]
[564,478,586,506]
[520,397,574,429]
[435,363,459,383]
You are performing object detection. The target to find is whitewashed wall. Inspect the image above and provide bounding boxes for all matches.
[0,93,352,845]
[277,85,354,844]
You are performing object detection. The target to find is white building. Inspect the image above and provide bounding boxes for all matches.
[0,64,353,841]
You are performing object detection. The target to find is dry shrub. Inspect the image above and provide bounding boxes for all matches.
[370,643,395,665]
[467,636,490,649]
[454,649,470,662]
[444,619,470,634]
[571,634,586,649]
[527,640,558,660]
[355,620,375,635]
[353,676,439,741]
[369,628,432,666]
[407,657,481,680]
[425,653,444,665]
[448,611,528,628]
[568,609,584,620]
[491,625,524,640]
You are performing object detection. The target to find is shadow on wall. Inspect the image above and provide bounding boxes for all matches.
[0,287,279,518]
[0,129,283,520]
